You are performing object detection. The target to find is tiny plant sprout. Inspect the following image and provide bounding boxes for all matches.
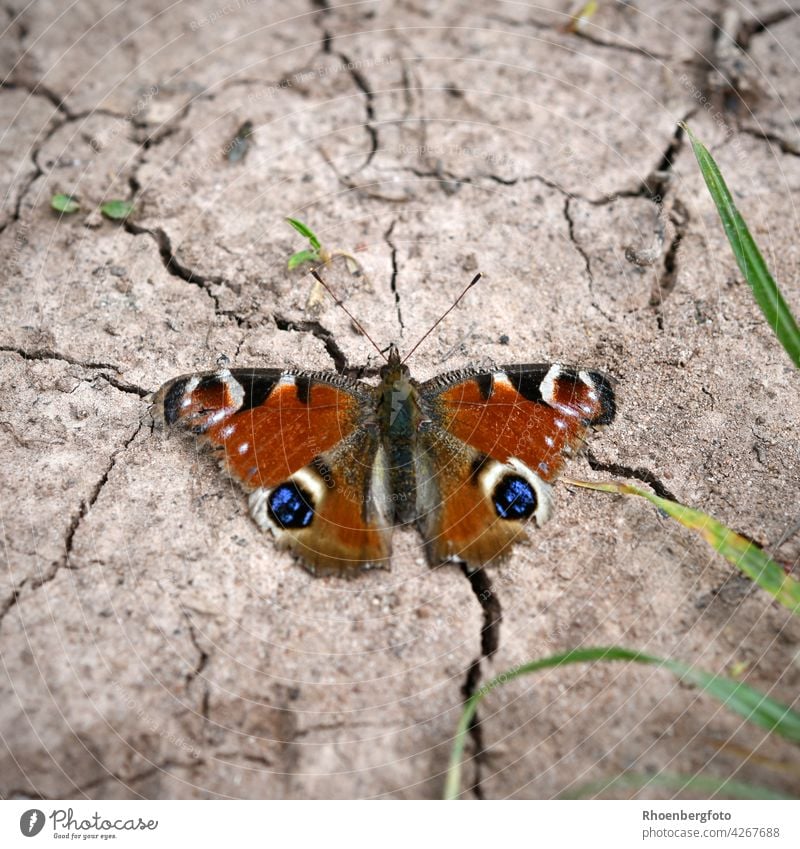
[286,216,362,275]
[100,200,134,220]
[51,193,80,213]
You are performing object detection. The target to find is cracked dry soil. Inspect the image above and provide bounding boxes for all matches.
[1,1,799,800]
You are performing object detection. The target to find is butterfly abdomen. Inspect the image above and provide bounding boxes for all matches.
[376,366,420,524]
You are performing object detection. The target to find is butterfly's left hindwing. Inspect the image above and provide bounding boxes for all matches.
[415,364,615,566]
[153,368,392,574]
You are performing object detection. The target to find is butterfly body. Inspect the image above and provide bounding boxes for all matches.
[377,347,422,523]
[154,347,615,575]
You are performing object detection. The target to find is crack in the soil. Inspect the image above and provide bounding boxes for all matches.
[735,8,799,50]
[0,77,109,226]
[1,76,180,234]
[67,758,204,797]
[121,220,239,321]
[0,579,26,629]
[650,198,689,325]
[739,125,800,157]
[97,373,151,398]
[312,16,379,175]
[318,145,410,203]
[337,48,379,172]
[182,609,211,721]
[457,564,503,799]
[563,195,593,282]
[0,422,144,630]
[4,2,29,42]
[585,449,678,502]
[461,564,502,658]
[383,219,404,334]
[274,314,348,374]
[705,6,785,112]
[293,719,384,738]
[612,116,695,322]
[0,345,122,372]
[406,162,464,195]
[460,657,487,799]
[0,75,183,232]
[10,163,43,224]
[0,78,71,118]
[640,119,687,203]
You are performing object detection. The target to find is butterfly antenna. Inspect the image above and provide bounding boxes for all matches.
[401,273,482,365]
[309,269,389,362]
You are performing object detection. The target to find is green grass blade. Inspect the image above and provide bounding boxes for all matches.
[567,479,800,615]
[287,249,320,270]
[286,217,321,251]
[563,771,793,800]
[445,646,800,799]
[683,123,800,368]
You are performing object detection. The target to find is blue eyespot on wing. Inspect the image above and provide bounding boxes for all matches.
[268,482,315,529]
[493,475,537,520]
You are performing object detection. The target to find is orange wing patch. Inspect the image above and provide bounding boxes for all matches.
[209,383,360,488]
[433,379,569,481]
[432,367,613,482]
[155,371,364,490]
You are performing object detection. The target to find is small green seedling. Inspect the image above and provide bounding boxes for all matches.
[286,217,362,274]
[100,200,134,220]
[51,193,80,213]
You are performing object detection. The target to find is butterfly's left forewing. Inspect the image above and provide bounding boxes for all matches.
[153,368,392,574]
[415,363,615,566]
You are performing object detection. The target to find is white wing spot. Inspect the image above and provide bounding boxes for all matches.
[238,441,249,454]
[579,370,598,401]
[539,364,562,404]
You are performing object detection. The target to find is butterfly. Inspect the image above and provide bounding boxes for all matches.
[152,302,616,576]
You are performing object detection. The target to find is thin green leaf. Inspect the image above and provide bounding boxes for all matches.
[563,771,793,800]
[100,200,134,220]
[287,249,320,270]
[286,217,321,251]
[567,479,800,615]
[683,123,800,368]
[51,193,80,213]
[445,646,800,799]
